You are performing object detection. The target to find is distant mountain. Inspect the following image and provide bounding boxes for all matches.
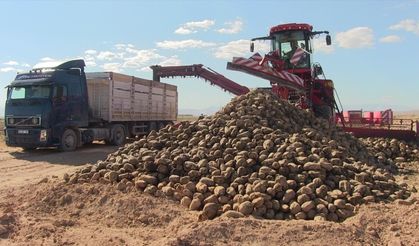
[394,110,419,114]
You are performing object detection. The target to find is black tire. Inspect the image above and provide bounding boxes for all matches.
[149,121,157,131]
[111,125,126,146]
[314,105,332,120]
[158,122,165,130]
[60,129,78,151]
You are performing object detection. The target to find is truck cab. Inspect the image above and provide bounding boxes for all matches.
[4,59,178,151]
[4,60,89,150]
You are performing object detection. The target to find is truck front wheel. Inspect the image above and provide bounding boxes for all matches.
[60,129,78,151]
[111,125,126,146]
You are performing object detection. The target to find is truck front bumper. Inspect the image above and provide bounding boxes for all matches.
[5,128,53,148]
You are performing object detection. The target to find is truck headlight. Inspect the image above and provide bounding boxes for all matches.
[32,117,40,125]
[8,118,14,125]
[40,130,47,142]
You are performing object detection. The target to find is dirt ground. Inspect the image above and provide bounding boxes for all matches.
[0,140,417,246]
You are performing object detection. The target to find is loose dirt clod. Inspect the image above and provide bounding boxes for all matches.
[68,89,413,221]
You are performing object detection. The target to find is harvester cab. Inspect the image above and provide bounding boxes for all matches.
[250,23,331,72]
[228,23,335,119]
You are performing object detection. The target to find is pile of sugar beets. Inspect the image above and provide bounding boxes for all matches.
[67,89,415,221]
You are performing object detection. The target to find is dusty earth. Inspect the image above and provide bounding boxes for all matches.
[0,140,418,246]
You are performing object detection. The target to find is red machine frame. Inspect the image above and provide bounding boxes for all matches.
[151,23,418,142]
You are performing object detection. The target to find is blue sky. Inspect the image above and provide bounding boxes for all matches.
[1,0,419,115]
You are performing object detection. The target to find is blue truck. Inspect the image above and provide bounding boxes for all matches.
[3,60,178,151]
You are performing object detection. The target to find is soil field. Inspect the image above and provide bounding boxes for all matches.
[0,149,417,245]
[0,117,418,245]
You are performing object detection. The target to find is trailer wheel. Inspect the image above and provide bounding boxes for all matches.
[158,122,165,130]
[111,125,126,146]
[60,129,78,151]
[149,122,157,131]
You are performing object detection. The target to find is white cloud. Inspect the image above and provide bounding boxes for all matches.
[390,19,419,35]
[312,37,335,54]
[96,51,120,61]
[115,44,126,50]
[125,47,144,54]
[158,56,182,66]
[156,39,216,49]
[122,49,163,68]
[139,66,152,72]
[85,60,97,67]
[335,27,374,48]
[84,43,182,71]
[84,50,98,66]
[15,43,181,74]
[22,63,31,67]
[3,61,19,66]
[102,63,122,72]
[115,43,134,50]
[174,27,193,35]
[217,19,243,34]
[0,67,16,73]
[214,39,270,60]
[33,57,65,68]
[379,35,402,43]
[34,57,87,68]
[85,49,97,55]
[40,57,55,62]
[139,56,182,71]
[84,55,97,67]
[174,19,215,34]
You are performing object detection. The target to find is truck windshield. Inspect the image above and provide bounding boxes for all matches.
[9,85,51,99]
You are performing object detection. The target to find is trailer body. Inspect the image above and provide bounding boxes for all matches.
[86,72,177,123]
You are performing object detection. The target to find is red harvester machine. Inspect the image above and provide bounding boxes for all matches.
[151,23,418,142]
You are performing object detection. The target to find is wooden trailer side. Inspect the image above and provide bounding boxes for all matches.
[87,72,177,123]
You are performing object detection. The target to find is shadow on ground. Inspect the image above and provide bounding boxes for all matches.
[7,142,120,166]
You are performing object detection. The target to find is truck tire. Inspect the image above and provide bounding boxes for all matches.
[111,125,126,146]
[149,121,157,131]
[158,122,165,130]
[60,129,78,151]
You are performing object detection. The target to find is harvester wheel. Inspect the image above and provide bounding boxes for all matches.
[315,105,332,120]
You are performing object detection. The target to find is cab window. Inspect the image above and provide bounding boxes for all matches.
[53,85,67,99]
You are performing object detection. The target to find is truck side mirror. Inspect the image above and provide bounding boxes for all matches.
[250,42,254,52]
[326,35,332,46]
